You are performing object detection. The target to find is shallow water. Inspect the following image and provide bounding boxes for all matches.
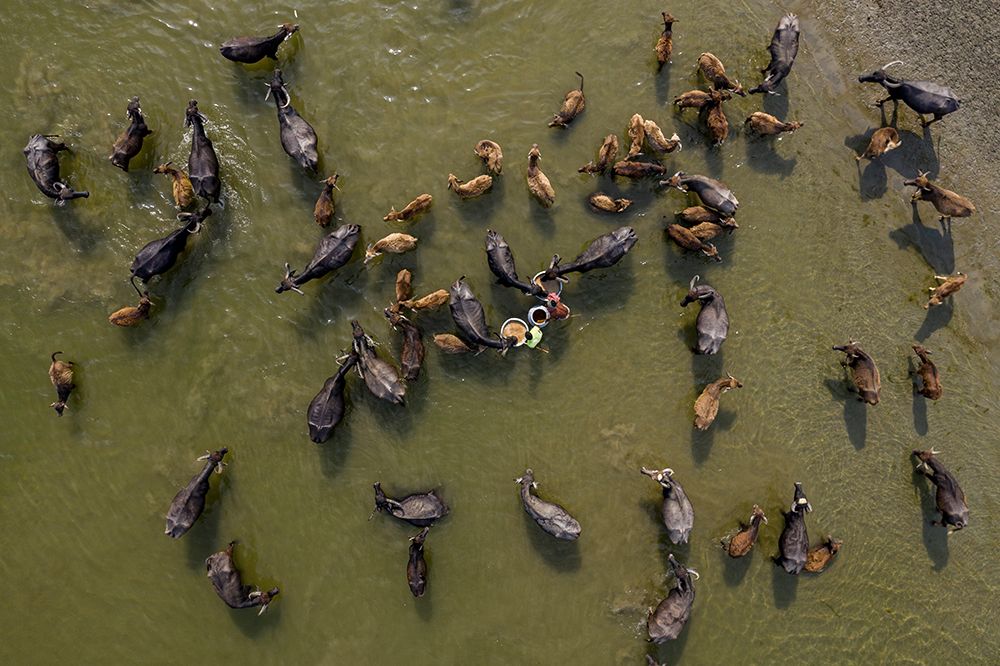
[1,1,998,664]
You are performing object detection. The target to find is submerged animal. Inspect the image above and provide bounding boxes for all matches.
[749,14,800,94]
[485,229,542,296]
[384,308,425,382]
[832,340,881,405]
[680,275,729,354]
[109,96,152,171]
[130,207,210,283]
[307,353,359,443]
[449,277,513,352]
[663,172,739,218]
[407,527,430,598]
[588,193,632,213]
[775,482,812,574]
[23,134,89,204]
[516,469,582,541]
[666,223,721,261]
[578,134,619,174]
[277,223,360,293]
[48,351,75,416]
[612,160,668,179]
[384,193,433,222]
[745,112,803,136]
[526,144,555,207]
[654,12,677,70]
[474,139,503,175]
[447,173,493,199]
[165,448,228,538]
[205,542,279,615]
[858,61,960,126]
[724,505,768,557]
[647,554,697,644]
[698,52,745,96]
[641,466,694,544]
[804,536,842,573]
[365,233,418,264]
[352,320,406,405]
[912,449,968,531]
[911,344,942,400]
[856,127,900,161]
[153,162,195,208]
[313,174,340,227]
[219,22,299,63]
[433,333,473,354]
[904,173,975,224]
[548,72,585,127]
[643,119,682,153]
[108,277,152,327]
[373,482,449,526]
[542,226,638,280]
[693,375,742,430]
[185,100,221,203]
[267,69,318,172]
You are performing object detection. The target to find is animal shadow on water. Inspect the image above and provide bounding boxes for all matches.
[184,484,224,571]
[888,206,955,279]
[770,560,798,608]
[654,67,671,107]
[721,546,753,587]
[823,377,867,449]
[744,134,796,178]
[762,85,789,119]
[908,356,929,436]
[316,409,356,479]
[912,468,949,570]
[453,181,505,225]
[914,299,954,343]
[49,205,102,254]
[521,511,581,572]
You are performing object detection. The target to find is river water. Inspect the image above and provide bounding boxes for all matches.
[2,1,997,664]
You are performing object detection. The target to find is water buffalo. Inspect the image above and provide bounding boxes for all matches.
[407,527,430,597]
[276,223,360,294]
[662,172,739,218]
[205,542,279,615]
[516,469,582,541]
[48,351,75,416]
[448,277,513,352]
[351,320,406,405]
[307,353,359,443]
[858,61,960,126]
[775,482,812,574]
[220,23,299,63]
[832,340,880,405]
[548,72,585,127]
[749,14,800,94]
[109,97,152,171]
[485,230,542,296]
[913,450,968,531]
[680,276,729,355]
[542,226,638,280]
[267,69,319,172]
[647,554,697,643]
[130,207,210,282]
[23,135,89,204]
[373,482,449,526]
[185,100,220,203]
[165,448,228,538]
[724,505,767,557]
[384,308,425,382]
[641,466,694,544]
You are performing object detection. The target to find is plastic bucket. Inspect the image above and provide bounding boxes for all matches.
[531,271,563,299]
[528,305,550,328]
[500,318,530,346]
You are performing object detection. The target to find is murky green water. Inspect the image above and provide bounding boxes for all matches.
[2,1,998,664]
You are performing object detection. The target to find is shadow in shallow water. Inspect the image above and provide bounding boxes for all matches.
[888,204,955,275]
[771,559,799,608]
[49,204,102,255]
[522,510,581,572]
[912,468,949,571]
[823,377,868,449]
[720,542,753,587]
